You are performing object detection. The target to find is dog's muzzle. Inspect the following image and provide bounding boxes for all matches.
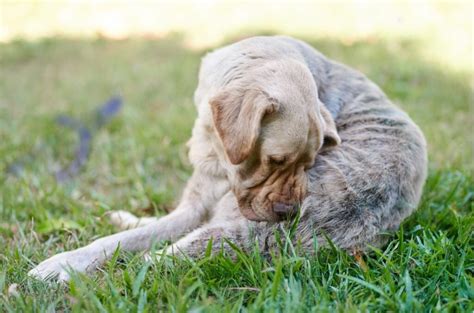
[272,202,300,219]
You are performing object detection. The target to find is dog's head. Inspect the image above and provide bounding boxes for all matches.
[210,59,340,222]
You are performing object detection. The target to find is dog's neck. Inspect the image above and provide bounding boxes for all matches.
[287,38,386,123]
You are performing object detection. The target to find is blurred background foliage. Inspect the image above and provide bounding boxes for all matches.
[0,0,472,213]
[1,0,472,175]
[1,0,471,71]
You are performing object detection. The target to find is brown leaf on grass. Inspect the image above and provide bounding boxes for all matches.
[353,250,368,272]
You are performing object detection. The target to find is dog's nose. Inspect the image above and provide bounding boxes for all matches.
[272,202,298,218]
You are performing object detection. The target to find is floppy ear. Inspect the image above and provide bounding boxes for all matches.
[210,88,279,164]
[320,105,341,147]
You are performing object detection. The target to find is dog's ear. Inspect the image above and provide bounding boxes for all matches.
[320,105,341,147]
[210,88,279,164]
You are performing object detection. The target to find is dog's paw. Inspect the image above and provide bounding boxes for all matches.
[28,248,99,282]
[107,210,140,230]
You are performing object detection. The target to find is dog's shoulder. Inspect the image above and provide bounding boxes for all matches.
[186,115,228,179]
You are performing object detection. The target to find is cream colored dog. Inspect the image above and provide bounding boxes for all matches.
[29,36,427,282]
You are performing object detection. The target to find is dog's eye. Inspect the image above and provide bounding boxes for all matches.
[269,155,287,165]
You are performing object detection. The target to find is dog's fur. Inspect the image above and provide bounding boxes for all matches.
[29,36,427,282]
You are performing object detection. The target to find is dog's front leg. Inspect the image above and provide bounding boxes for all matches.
[146,192,251,260]
[29,171,229,282]
[28,207,199,282]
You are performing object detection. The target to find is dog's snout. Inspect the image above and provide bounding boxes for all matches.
[272,202,298,218]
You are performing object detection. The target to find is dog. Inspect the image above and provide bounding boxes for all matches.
[29,36,427,282]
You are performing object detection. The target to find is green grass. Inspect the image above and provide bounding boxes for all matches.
[0,34,472,312]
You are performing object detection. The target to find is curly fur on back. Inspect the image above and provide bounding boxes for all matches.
[197,36,427,254]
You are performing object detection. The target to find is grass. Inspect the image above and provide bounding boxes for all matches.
[0,34,472,312]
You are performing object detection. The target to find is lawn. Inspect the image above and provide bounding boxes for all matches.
[0,34,472,312]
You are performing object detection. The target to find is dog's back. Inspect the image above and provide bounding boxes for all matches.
[246,36,428,252]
